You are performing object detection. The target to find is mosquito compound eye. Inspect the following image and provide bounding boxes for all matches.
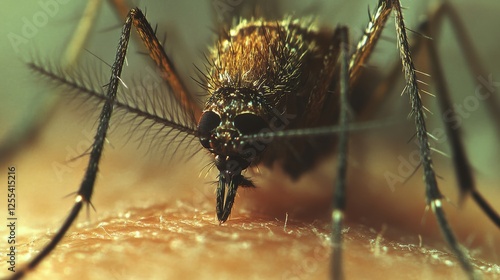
[234,113,268,135]
[198,111,221,135]
[198,111,221,149]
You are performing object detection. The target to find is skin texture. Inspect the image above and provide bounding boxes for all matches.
[2,105,499,280]
[1,1,500,280]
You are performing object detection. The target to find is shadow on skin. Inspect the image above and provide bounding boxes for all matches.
[6,113,500,279]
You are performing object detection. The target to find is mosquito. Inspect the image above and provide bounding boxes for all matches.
[8,0,500,279]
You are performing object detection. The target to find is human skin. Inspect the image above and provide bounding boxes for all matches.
[3,106,499,280]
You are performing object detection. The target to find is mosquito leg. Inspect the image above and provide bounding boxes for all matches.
[427,1,500,132]
[345,0,401,120]
[118,7,203,121]
[420,1,500,228]
[422,21,500,226]
[331,26,350,280]
[354,0,500,230]
[10,10,133,280]
[354,37,424,120]
[348,0,485,278]
[389,0,478,278]
[63,0,104,69]
[348,0,392,86]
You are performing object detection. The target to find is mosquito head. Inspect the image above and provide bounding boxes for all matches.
[197,87,273,222]
[197,87,271,167]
